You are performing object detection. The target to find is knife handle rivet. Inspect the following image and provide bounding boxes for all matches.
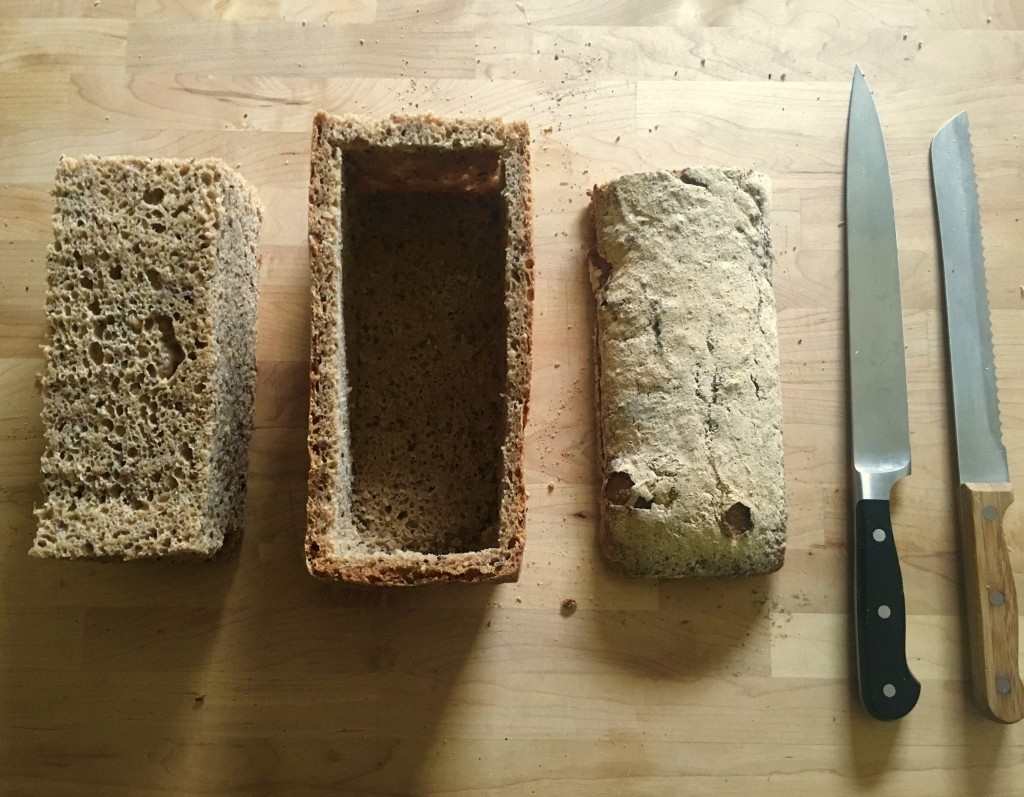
[989,590,1005,607]
[996,677,1012,696]
[872,528,887,542]
[883,684,897,698]
[878,604,892,619]
[983,505,998,521]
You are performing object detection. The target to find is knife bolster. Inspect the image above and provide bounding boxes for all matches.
[854,463,911,502]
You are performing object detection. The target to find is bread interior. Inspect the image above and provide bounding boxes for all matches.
[338,146,509,555]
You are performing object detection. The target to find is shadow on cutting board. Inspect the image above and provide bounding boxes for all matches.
[0,472,241,792]
[0,377,493,796]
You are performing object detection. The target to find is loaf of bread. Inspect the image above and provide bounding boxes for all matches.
[306,112,533,586]
[590,168,786,578]
[32,156,262,559]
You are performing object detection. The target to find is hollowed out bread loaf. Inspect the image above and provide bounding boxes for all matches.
[591,168,786,578]
[307,112,534,586]
[32,156,262,560]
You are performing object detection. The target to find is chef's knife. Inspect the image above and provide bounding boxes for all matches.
[931,112,1024,724]
[846,66,921,721]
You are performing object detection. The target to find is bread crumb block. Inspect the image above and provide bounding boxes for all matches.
[306,112,533,586]
[32,156,262,560]
[591,168,786,578]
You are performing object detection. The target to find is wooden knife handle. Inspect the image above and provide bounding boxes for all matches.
[958,483,1024,724]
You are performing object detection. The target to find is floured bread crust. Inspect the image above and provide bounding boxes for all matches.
[591,168,786,578]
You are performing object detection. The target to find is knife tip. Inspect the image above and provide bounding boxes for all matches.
[934,111,970,144]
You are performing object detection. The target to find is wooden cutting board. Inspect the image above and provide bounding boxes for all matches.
[1,2,1023,794]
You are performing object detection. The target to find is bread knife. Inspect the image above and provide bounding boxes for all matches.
[845,66,921,720]
[931,112,1024,724]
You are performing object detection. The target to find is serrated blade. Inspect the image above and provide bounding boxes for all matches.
[931,112,1009,484]
[847,66,911,496]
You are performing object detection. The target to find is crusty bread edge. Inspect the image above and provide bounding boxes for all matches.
[305,111,534,586]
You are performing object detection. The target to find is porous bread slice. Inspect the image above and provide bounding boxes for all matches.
[306,112,534,586]
[591,168,786,578]
[32,156,262,560]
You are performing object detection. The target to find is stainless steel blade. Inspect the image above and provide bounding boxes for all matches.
[931,112,1009,484]
[846,66,911,501]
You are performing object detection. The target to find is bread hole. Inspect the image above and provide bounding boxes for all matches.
[180,442,194,462]
[171,202,191,218]
[130,497,147,511]
[113,423,125,436]
[145,268,163,289]
[591,249,613,289]
[604,471,633,506]
[720,502,753,538]
[88,341,103,366]
[110,263,123,280]
[82,541,94,555]
[88,299,101,316]
[200,171,213,186]
[142,187,164,205]
[678,170,710,189]
[151,222,166,234]
[81,275,94,290]
[634,496,654,510]
[126,446,138,458]
[179,164,190,176]
[99,417,113,432]
[151,314,185,378]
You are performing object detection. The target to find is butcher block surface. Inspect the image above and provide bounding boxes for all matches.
[2,1,1024,794]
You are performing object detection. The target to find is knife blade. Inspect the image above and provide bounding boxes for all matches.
[931,111,1024,724]
[845,66,921,720]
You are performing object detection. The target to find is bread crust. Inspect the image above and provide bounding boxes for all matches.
[306,112,533,586]
[591,168,786,578]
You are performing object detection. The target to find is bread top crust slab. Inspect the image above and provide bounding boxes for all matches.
[33,155,262,560]
[306,112,534,586]
[591,168,786,578]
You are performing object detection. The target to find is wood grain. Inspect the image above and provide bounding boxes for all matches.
[958,483,1024,723]
[1,1,1024,794]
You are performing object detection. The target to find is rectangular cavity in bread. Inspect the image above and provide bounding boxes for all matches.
[306,113,533,586]
[591,168,786,578]
[33,156,262,560]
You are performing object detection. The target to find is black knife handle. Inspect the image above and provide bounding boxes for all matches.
[854,499,921,720]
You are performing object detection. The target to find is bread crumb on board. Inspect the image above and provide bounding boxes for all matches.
[560,597,578,615]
